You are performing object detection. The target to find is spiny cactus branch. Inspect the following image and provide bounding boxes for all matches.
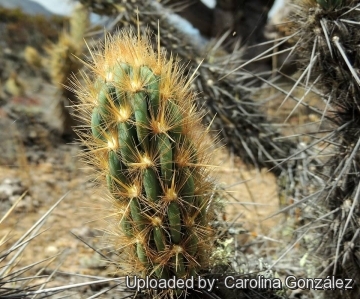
[283,1,360,298]
[71,24,221,298]
[78,0,303,175]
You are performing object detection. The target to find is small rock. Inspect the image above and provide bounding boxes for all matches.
[45,245,58,255]
[0,178,27,201]
[0,192,7,202]
[0,184,12,198]
[29,130,37,139]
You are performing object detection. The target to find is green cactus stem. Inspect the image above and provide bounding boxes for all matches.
[73,26,217,298]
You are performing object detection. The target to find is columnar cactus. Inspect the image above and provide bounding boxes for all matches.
[72,27,217,297]
[45,3,89,137]
[286,1,360,298]
[79,0,301,175]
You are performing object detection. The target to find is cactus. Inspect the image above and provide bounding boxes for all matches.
[281,1,360,298]
[45,3,89,138]
[72,27,218,298]
[78,0,301,175]
[70,3,89,46]
[46,33,83,90]
[316,0,342,9]
[46,3,88,90]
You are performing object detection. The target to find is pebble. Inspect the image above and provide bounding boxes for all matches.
[0,178,27,200]
[45,245,58,255]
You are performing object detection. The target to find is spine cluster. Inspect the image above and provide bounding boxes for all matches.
[73,28,217,297]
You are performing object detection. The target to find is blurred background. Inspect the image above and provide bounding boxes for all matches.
[0,0,285,17]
